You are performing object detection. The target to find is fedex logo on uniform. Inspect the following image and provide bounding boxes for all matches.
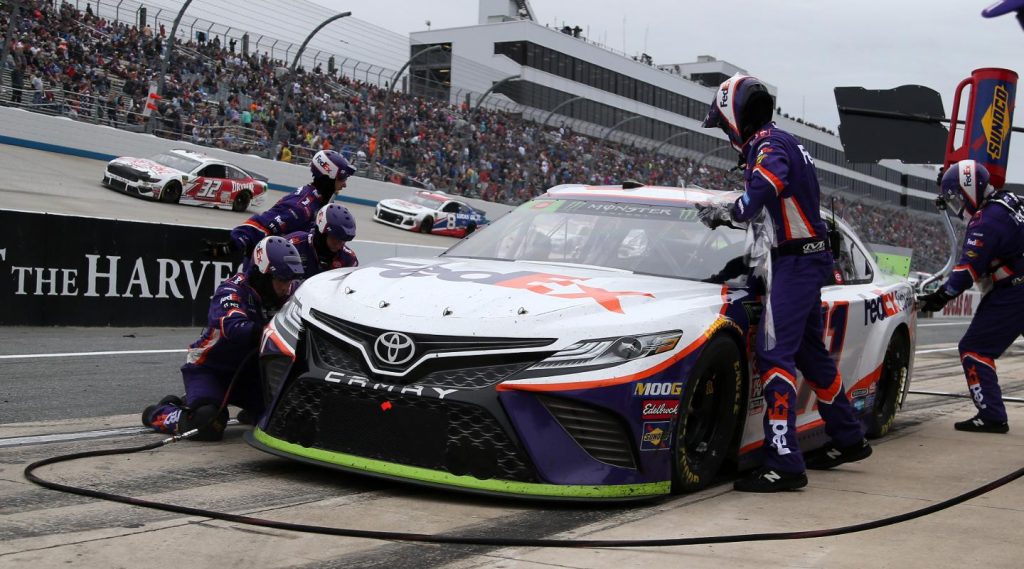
[767,392,792,456]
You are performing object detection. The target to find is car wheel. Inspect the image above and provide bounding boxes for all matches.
[866,328,910,439]
[672,334,744,493]
[232,191,252,212]
[465,223,477,236]
[160,181,182,204]
[419,216,434,233]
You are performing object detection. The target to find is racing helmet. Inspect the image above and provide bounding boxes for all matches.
[983,0,1024,29]
[251,236,304,280]
[701,73,775,152]
[310,150,356,181]
[941,159,993,217]
[315,203,357,242]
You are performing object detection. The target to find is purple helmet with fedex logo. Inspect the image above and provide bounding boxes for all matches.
[941,159,993,217]
[701,74,775,152]
[252,236,304,279]
[315,203,357,242]
[310,150,356,181]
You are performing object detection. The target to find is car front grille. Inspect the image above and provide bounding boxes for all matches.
[107,163,146,181]
[537,394,637,469]
[308,309,555,374]
[376,208,406,224]
[265,377,538,482]
[308,326,543,388]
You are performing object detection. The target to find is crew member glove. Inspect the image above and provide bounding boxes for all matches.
[917,288,955,312]
[696,202,734,230]
[202,239,235,259]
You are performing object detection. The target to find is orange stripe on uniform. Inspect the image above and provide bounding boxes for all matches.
[953,264,978,281]
[762,367,797,391]
[961,351,996,371]
[754,165,784,193]
[243,219,270,234]
[811,372,844,405]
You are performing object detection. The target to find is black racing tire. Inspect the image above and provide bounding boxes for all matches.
[160,181,182,204]
[419,216,434,234]
[464,223,477,236]
[232,190,252,212]
[866,328,910,439]
[672,334,744,493]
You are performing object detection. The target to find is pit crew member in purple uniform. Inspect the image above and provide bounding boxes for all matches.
[142,236,304,440]
[205,150,356,258]
[697,74,871,492]
[285,203,359,278]
[918,160,1024,433]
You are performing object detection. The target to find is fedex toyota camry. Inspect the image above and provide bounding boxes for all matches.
[249,183,915,500]
[373,190,489,237]
[102,149,268,212]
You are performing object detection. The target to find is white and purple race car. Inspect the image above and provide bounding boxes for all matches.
[373,191,489,237]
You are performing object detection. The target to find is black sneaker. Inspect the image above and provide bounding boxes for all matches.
[805,439,873,470]
[954,415,1009,434]
[734,468,808,492]
[236,408,258,426]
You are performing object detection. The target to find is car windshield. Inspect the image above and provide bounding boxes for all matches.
[407,193,446,209]
[148,153,202,172]
[444,198,747,281]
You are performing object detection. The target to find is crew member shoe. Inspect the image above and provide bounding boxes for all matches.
[141,395,186,434]
[805,439,873,470]
[954,415,1009,434]
[734,468,808,492]
[236,408,258,426]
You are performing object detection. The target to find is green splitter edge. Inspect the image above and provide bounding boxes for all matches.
[253,428,671,499]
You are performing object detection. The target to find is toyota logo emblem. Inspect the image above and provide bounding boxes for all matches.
[374,332,416,365]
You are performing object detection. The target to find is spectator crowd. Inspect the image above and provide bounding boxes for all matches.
[1,0,954,272]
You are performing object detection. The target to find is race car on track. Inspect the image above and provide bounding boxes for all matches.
[250,183,916,500]
[373,190,489,237]
[101,149,268,212]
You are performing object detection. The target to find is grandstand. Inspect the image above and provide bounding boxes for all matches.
[0,0,957,272]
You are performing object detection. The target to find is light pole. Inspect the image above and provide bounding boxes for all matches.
[272,11,352,155]
[151,0,193,133]
[653,130,692,156]
[602,114,643,145]
[370,43,448,175]
[542,95,585,128]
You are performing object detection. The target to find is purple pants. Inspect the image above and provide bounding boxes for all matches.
[181,358,264,415]
[958,285,1024,423]
[757,254,864,473]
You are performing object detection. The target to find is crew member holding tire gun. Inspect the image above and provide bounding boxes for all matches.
[204,150,356,258]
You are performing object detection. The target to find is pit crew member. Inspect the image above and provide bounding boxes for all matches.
[285,203,359,278]
[205,150,355,258]
[142,236,304,440]
[918,160,1024,433]
[697,73,871,492]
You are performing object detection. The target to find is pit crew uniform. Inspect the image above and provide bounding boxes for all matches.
[285,229,359,278]
[729,123,866,474]
[229,185,328,254]
[179,272,278,419]
[940,192,1024,426]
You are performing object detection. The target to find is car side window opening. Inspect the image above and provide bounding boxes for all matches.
[225,167,248,180]
[832,226,873,284]
[442,202,461,213]
[199,164,227,178]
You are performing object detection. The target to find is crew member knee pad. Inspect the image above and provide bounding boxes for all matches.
[182,400,229,442]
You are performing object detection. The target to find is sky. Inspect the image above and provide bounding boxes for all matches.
[137,0,1024,183]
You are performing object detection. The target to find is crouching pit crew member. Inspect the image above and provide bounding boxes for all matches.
[204,149,356,258]
[142,236,304,440]
[286,203,359,278]
[918,160,1024,433]
[697,73,871,492]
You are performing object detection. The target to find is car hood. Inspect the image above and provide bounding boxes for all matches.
[378,199,434,215]
[109,157,182,178]
[296,257,731,340]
